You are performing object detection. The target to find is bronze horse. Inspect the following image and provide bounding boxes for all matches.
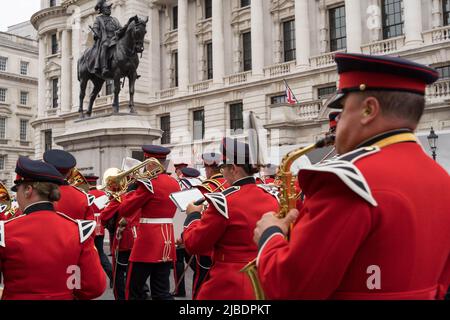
[77,16,148,117]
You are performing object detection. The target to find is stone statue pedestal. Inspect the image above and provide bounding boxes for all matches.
[54,113,162,177]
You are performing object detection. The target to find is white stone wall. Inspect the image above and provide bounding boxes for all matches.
[29,0,450,174]
[0,31,38,188]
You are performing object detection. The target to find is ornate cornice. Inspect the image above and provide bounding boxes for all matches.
[31,6,68,30]
[0,72,38,85]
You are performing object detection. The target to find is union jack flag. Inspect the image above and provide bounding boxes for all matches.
[284,79,298,105]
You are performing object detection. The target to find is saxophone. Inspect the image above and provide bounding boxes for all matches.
[240,134,336,300]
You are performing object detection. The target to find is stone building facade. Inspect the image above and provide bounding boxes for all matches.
[31,0,450,177]
[0,25,38,188]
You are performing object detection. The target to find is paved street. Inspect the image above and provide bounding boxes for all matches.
[97,243,194,301]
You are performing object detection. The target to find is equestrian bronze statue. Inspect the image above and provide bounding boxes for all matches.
[78,0,148,117]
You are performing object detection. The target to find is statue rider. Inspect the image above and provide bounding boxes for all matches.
[93,0,122,77]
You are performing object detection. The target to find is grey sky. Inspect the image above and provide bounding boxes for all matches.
[0,0,40,32]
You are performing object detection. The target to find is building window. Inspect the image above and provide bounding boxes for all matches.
[52,78,59,108]
[241,0,251,8]
[131,151,144,162]
[0,118,6,139]
[230,102,244,134]
[106,80,114,95]
[20,91,28,105]
[160,115,171,145]
[173,6,178,30]
[206,42,213,79]
[0,57,7,72]
[51,33,58,54]
[444,0,450,26]
[0,155,5,170]
[242,32,252,71]
[436,65,450,79]
[205,0,212,19]
[20,119,28,141]
[329,6,346,52]
[382,0,404,39]
[318,85,337,99]
[20,61,29,75]
[193,109,205,141]
[0,88,6,103]
[283,20,296,62]
[49,0,56,7]
[172,51,179,87]
[44,130,52,152]
[270,95,286,105]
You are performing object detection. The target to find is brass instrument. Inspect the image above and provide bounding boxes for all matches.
[67,167,90,193]
[241,135,336,300]
[103,158,165,197]
[0,182,17,219]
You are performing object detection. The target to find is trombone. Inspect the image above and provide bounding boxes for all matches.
[67,167,90,193]
[102,158,165,198]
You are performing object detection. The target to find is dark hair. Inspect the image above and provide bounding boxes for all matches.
[238,164,259,176]
[25,182,61,202]
[359,91,425,123]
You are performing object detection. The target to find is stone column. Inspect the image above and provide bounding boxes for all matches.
[318,2,328,54]
[273,14,282,64]
[38,35,46,118]
[149,3,161,98]
[251,0,264,77]
[368,0,382,42]
[295,0,311,67]
[61,29,72,113]
[404,0,423,47]
[212,0,225,85]
[178,0,189,91]
[345,0,362,53]
[431,0,442,28]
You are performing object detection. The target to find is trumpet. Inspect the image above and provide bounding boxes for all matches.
[103,158,165,196]
[67,167,90,193]
[241,134,336,300]
[0,182,17,219]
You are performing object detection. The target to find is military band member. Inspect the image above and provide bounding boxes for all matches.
[179,167,202,190]
[85,174,113,287]
[183,138,279,300]
[101,193,139,300]
[174,163,189,179]
[183,152,230,298]
[254,53,450,300]
[196,152,229,194]
[0,157,106,300]
[119,145,181,300]
[43,150,95,221]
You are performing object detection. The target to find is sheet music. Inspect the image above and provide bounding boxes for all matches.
[170,188,204,212]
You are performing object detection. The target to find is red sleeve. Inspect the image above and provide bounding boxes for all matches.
[182,205,229,255]
[257,174,372,299]
[100,198,121,226]
[73,237,106,300]
[118,184,151,218]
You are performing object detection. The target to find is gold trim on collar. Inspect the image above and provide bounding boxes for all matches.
[371,133,417,149]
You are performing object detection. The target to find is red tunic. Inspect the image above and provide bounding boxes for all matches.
[101,196,139,253]
[89,189,107,236]
[119,174,181,263]
[54,185,94,221]
[0,203,106,300]
[257,134,450,300]
[183,177,279,300]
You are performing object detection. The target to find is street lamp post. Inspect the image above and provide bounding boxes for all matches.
[427,127,439,161]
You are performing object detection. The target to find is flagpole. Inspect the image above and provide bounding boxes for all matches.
[283,79,299,104]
